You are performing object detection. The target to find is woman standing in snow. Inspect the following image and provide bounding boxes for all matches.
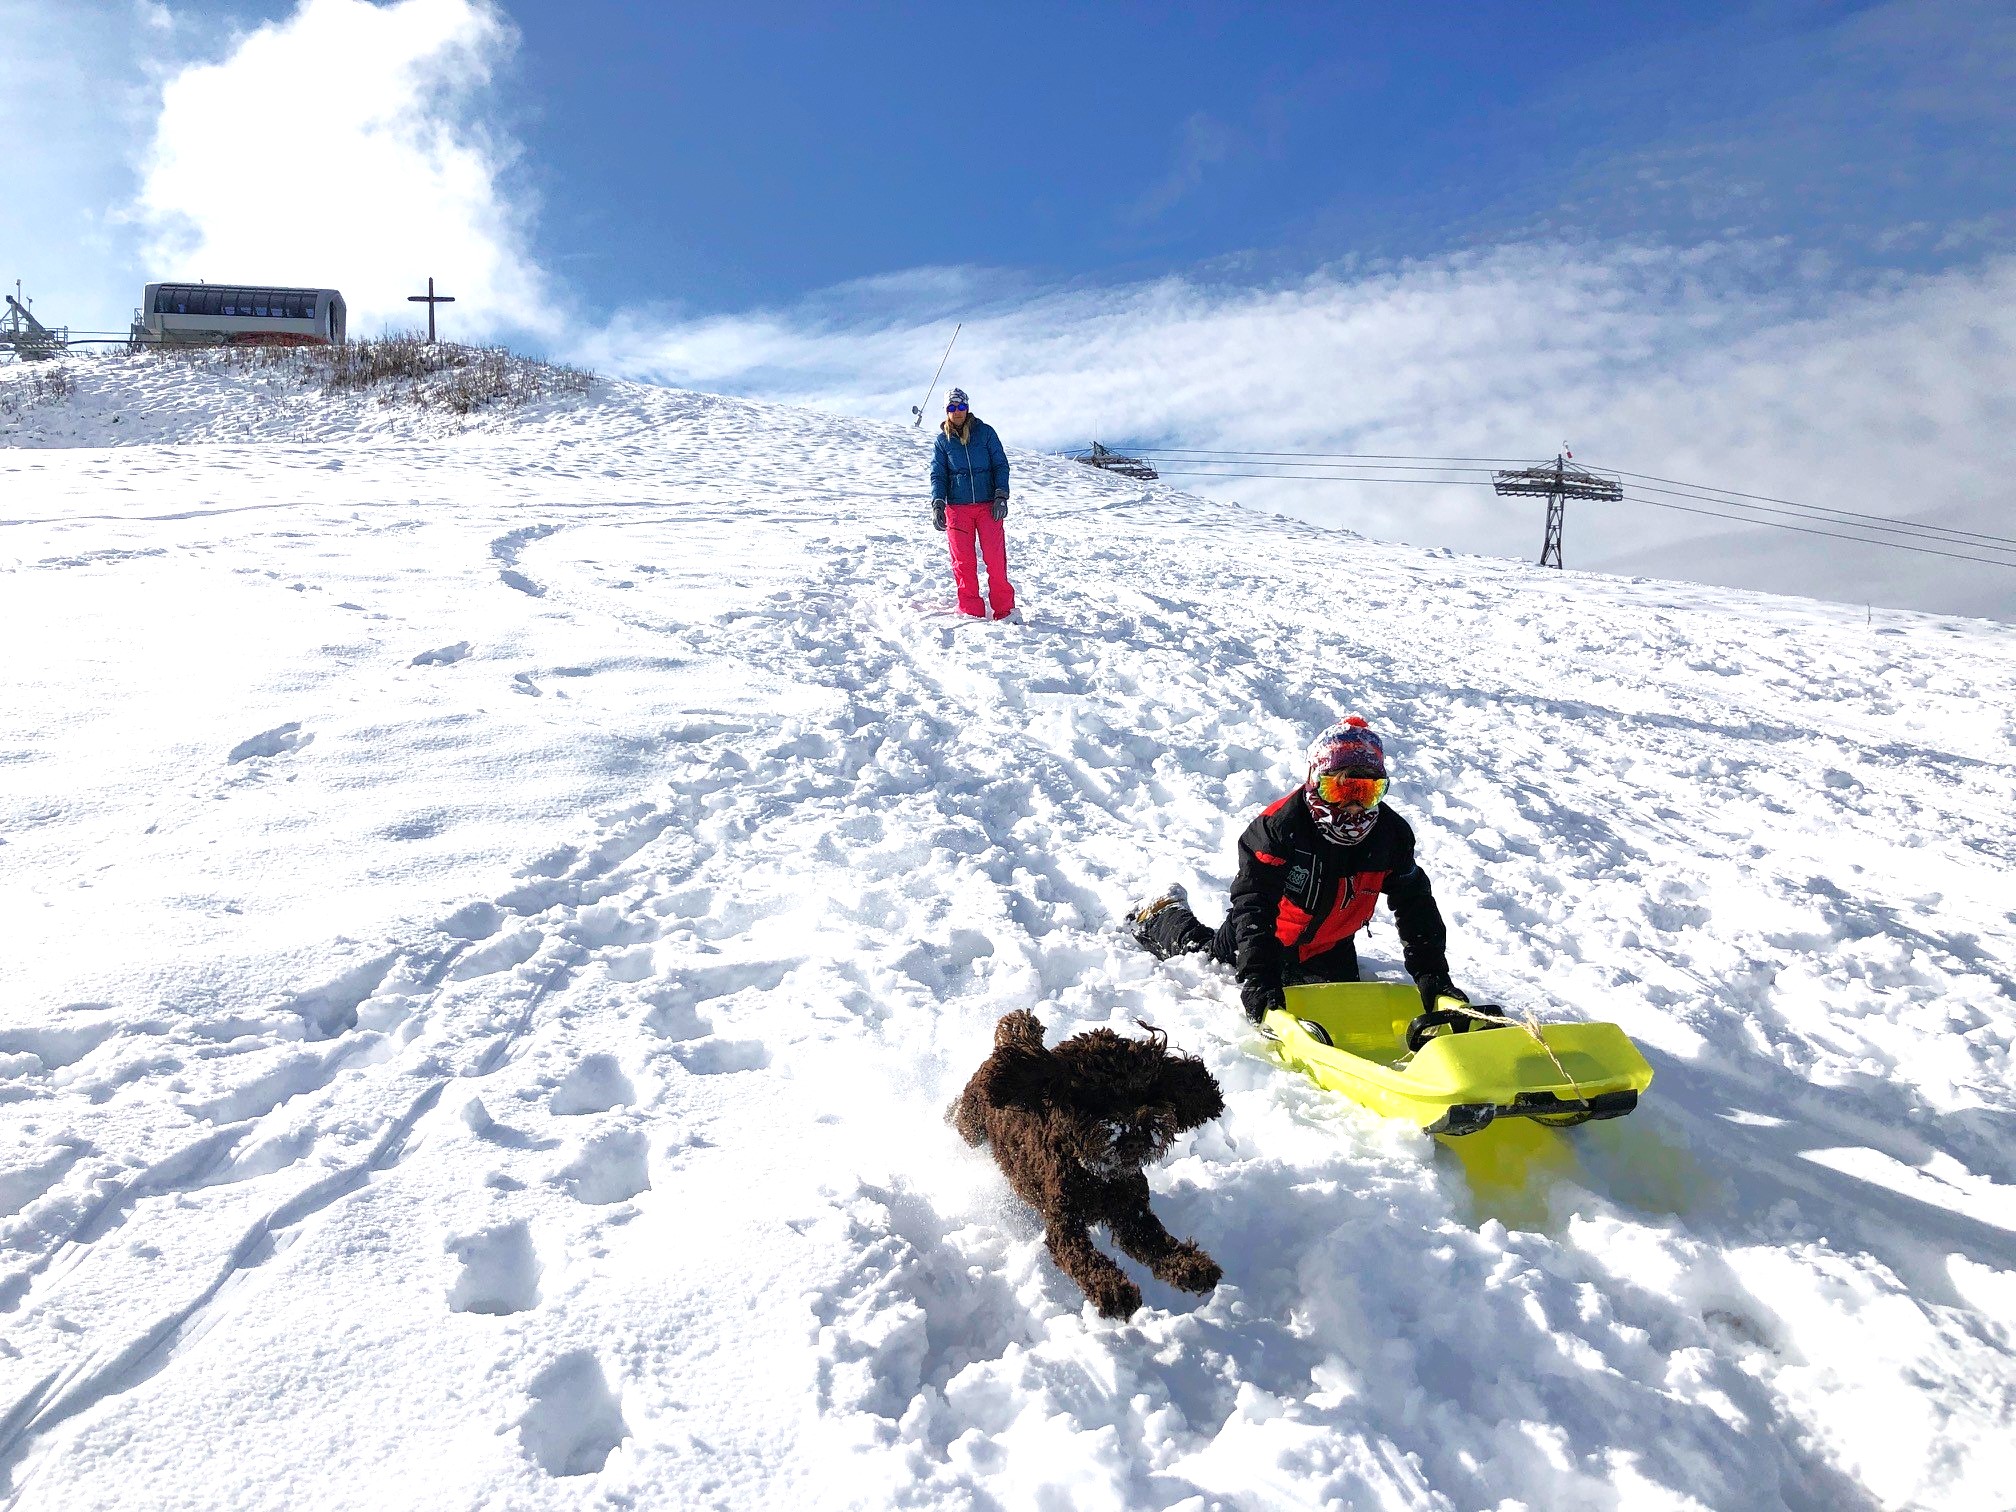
[929,387,1016,620]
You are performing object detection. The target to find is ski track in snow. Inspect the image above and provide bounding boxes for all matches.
[1,353,2014,1509]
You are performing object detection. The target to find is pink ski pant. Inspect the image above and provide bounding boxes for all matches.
[945,504,1015,618]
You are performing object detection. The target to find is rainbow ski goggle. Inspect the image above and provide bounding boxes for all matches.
[1311,772,1388,807]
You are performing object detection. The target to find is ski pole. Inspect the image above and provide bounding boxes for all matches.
[911,322,961,427]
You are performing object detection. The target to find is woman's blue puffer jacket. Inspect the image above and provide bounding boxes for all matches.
[931,418,1011,505]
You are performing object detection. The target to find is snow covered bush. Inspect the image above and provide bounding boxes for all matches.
[0,360,74,416]
[319,334,594,414]
[144,334,594,416]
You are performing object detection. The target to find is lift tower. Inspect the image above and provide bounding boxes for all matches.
[2,283,65,361]
[1492,455,1623,569]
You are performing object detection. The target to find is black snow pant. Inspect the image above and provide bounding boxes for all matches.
[1136,900,1361,985]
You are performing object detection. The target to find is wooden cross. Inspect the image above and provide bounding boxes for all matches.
[407,277,456,343]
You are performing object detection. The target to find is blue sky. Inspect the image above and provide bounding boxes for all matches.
[374,0,2014,311]
[6,0,2014,617]
[505,2,1764,308]
[26,0,2011,321]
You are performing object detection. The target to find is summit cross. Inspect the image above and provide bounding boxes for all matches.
[406,277,456,344]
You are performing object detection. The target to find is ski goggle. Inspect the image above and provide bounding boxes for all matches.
[1310,771,1387,808]
[946,401,969,413]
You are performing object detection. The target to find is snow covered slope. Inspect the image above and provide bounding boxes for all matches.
[4,352,2015,1510]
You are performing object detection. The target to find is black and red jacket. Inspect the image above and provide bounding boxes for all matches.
[1226,790,1450,987]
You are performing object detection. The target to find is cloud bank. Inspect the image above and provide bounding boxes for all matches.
[579,245,2016,619]
[132,0,549,339]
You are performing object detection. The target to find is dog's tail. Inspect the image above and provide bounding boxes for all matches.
[994,1009,1044,1050]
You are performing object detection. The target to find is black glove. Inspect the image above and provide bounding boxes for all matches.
[1415,970,1469,1013]
[932,499,947,531]
[1240,974,1285,1024]
[991,491,1009,522]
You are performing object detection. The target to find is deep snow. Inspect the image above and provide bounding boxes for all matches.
[3,351,2014,1511]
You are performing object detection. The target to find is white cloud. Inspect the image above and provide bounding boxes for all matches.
[576,242,2016,621]
[132,0,550,339]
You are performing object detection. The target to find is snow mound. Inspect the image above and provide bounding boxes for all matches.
[2,372,2014,1509]
[0,342,597,448]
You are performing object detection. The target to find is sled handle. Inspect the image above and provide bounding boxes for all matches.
[1404,1002,1510,1054]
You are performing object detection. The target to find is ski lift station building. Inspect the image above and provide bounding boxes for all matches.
[135,282,347,346]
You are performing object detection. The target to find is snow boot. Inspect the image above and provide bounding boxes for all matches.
[1126,884,1213,960]
[1126,882,1187,937]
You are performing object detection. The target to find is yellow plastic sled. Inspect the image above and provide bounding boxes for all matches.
[1261,982,1654,1137]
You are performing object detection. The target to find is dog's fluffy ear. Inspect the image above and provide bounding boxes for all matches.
[994,1010,1045,1051]
[978,1045,1052,1111]
[1160,1055,1226,1128]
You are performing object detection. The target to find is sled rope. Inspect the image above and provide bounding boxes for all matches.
[1443,999,1594,1108]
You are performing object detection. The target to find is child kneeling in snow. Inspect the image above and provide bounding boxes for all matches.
[1128,717,1468,1021]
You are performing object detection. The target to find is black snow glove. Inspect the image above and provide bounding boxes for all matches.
[1240,974,1285,1024]
[932,499,947,531]
[1414,970,1469,1013]
[991,490,1009,522]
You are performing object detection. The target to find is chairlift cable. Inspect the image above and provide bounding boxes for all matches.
[1585,468,2016,549]
[1135,455,1503,476]
[1129,446,1542,465]
[1598,478,2016,552]
[1617,493,2016,571]
[1137,466,2016,571]
[1121,444,2013,550]
[1151,468,1491,486]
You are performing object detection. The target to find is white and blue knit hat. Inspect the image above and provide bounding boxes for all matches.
[945,387,970,411]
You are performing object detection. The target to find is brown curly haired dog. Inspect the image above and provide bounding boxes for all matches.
[952,1010,1226,1319]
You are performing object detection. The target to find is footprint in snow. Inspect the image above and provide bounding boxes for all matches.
[550,1054,635,1116]
[642,994,708,1042]
[518,1351,629,1478]
[602,946,657,982]
[446,1220,542,1315]
[441,901,504,941]
[227,722,313,764]
[449,928,543,982]
[555,1128,651,1204]
[567,903,658,948]
[671,1037,770,1075]
[461,1096,557,1151]
[380,814,442,841]
[274,952,398,1039]
[1704,1306,1779,1355]
[489,523,561,566]
[0,1018,122,1074]
[519,844,580,880]
[409,640,471,666]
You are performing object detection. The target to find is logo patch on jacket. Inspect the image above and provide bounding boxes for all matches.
[1286,862,1312,897]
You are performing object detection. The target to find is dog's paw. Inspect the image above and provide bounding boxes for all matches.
[946,1092,988,1146]
[1092,1276,1143,1319]
[1155,1242,1223,1294]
